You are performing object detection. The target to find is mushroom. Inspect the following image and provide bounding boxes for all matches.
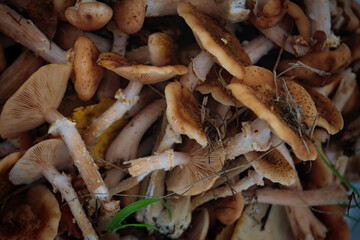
[227,66,318,160]
[0,152,23,200]
[178,1,252,80]
[214,193,245,225]
[0,49,44,105]
[73,35,104,101]
[0,64,118,212]
[332,68,357,112]
[286,1,311,43]
[0,184,61,240]
[9,139,99,240]
[242,35,274,64]
[113,0,145,34]
[65,0,113,31]
[186,208,210,240]
[251,0,288,29]
[53,0,76,21]
[0,4,67,64]
[165,80,208,147]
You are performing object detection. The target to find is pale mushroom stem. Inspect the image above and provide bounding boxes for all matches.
[0,4,67,64]
[145,0,179,17]
[224,118,271,159]
[84,81,143,147]
[303,0,331,36]
[0,50,44,104]
[109,176,139,195]
[251,184,348,206]
[85,32,112,53]
[191,175,256,211]
[124,150,192,180]
[180,50,214,91]
[258,25,309,57]
[45,111,118,212]
[43,166,99,240]
[332,68,357,112]
[106,99,166,163]
[243,35,274,63]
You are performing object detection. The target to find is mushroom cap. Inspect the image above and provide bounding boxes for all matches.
[97,52,188,84]
[187,208,210,240]
[148,32,176,67]
[245,149,297,186]
[251,0,288,28]
[227,66,318,160]
[278,44,351,87]
[302,84,343,135]
[9,139,71,185]
[74,35,104,101]
[65,2,113,31]
[0,152,23,200]
[166,142,225,196]
[177,1,251,80]
[0,64,73,139]
[165,81,208,147]
[113,0,145,34]
[0,184,61,240]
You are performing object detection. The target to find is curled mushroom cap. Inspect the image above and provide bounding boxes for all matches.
[113,0,146,34]
[0,184,61,240]
[65,1,113,31]
[227,66,318,160]
[97,52,188,84]
[178,1,251,80]
[251,0,288,28]
[165,81,207,147]
[0,64,73,139]
[278,44,352,87]
[74,35,104,101]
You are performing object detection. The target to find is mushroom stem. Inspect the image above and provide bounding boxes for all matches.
[145,0,179,17]
[180,50,214,91]
[109,176,139,195]
[48,117,119,212]
[332,68,357,112]
[0,50,44,105]
[124,150,192,180]
[0,4,67,64]
[303,0,331,36]
[249,184,348,206]
[84,81,143,147]
[243,35,274,63]
[106,99,166,163]
[43,167,99,240]
[191,175,256,211]
[224,118,272,160]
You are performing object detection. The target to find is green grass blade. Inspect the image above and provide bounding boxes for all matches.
[316,148,359,196]
[161,199,172,220]
[108,198,161,232]
[114,223,159,230]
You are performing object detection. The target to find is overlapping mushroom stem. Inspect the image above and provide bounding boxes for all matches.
[0,64,118,212]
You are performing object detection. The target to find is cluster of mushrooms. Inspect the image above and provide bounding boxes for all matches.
[0,0,359,239]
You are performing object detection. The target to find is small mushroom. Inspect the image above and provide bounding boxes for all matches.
[113,0,145,34]
[214,193,245,225]
[0,64,118,212]
[286,1,311,43]
[0,184,61,240]
[251,0,288,29]
[74,35,104,101]
[9,139,99,240]
[65,0,113,31]
[0,152,23,200]
[148,32,176,67]
[186,208,209,240]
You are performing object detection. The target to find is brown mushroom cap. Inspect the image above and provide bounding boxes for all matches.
[74,35,104,101]
[9,139,71,185]
[148,32,176,67]
[302,84,343,134]
[0,184,61,240]
[165,142,225,196]
[165,81,207,147]
[186,208,210,240]
[252,0,288,28]
[97,52,188,84]
[0,64,73,139]
[113,0,146,34]
[65,1,113,31]
[0,152,23,200]
[178,1,251,80]
[227,66,318,160]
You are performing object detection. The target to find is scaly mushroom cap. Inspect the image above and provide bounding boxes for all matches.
[0,152,23,200]
[166,142,225,196]
[252,0,288,28]
[278,44,352,87]
[302,85,344,135]
[245,149,297,186]
[65,1,113,31]
[74,35,104,101]
[227,66,318,160]
[178,1,251,80]
[0,64,73,139]
[9,139,71,185]
[113,0,145,34]
[97,52,188,84]
[0,184,61,240]
[165,81,207,147]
